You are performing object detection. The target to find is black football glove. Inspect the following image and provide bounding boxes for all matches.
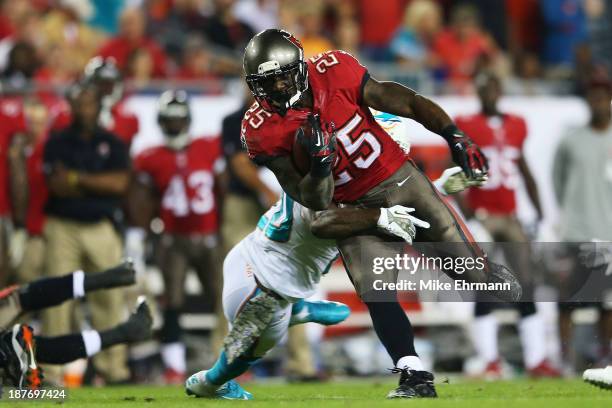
[442,125,488,179]
[298,113,336,177]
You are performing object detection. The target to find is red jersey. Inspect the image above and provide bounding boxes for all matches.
[134,137,224,235]
[456,113,527,215]
[25,137,48,235]
[0,97,26,216]
[241,50,407,203]
[51,99,139,147]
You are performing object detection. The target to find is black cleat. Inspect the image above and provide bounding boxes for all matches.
[0,324,42,389]
[86,259,136,291]
[386,368,437,399]
[119,297,153,343]
[487,262,522,302]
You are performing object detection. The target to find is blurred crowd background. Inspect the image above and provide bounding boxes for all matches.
[0,0,611,389]
[1,0,611,94]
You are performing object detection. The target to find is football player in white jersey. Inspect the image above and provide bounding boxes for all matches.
[185,113,486,400]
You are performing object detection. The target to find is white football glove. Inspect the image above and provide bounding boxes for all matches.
[433,166,488,195]
[377,205,430,244]
[9,228,27,269]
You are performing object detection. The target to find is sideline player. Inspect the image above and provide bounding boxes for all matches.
[456,72,560,378]
[240,29,518,398]
[130,90,226,383]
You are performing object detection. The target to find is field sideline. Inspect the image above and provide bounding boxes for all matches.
[13,378,612,408]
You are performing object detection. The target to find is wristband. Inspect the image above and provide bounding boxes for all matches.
[67,170,80,187]
[440,124,464,143]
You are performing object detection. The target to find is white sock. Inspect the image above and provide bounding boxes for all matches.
[519,313,547,369]
[471,314,498,363]
[161,342,186,373]
[396,355,424,371]
[73,270,85,298]
[81,329,102,357]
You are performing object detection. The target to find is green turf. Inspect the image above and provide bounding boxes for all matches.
[12,378,612,408]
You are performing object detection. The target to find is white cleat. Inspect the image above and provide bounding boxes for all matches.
[185,370,217,397]
[583,366,612,390]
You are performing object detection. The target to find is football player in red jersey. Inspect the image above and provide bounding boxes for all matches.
[456,72,560,379]
[0,94,27,285]
[240,29,520,398]
[7,97,50,285]
[51,57,139,148]
[130,90,226,384]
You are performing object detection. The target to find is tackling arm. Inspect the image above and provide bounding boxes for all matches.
[311,205,429,243]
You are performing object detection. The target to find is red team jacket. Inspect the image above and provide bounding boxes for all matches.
[0,97,26,217]
[241,50,408,203]
[25,137,48,236]
[456,113,528,215]
[134,137,224,235]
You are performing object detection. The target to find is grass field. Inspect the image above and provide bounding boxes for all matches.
[14,378,612,408]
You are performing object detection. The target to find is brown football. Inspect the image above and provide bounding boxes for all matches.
[291,125,311,176]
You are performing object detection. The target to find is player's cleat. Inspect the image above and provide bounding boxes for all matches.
[164,368,185,385]
[481,359,503,381]
[386,368,437,399]
[289,300,350,326]
[583,366,612,390]
[186,370,253,400]
[0,324,42,389]
[117,297,153,343]
[487,262,522,302]
[528,359,562,378]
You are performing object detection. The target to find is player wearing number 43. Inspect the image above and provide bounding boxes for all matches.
[129,90,227,383]
[186,152,480,400]
[240,29,519,398]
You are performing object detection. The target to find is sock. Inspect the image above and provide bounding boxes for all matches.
[161,342,186,374]
[35,333,88,364]
[160,309,181,343]
[519,313,547,369]
[81,329,102,357]
[396,355,424,371]
[364,300,417,365]
[471,314,498,363]
[291,299,306,315]
[18,274,76,312]
[205,351,256,386]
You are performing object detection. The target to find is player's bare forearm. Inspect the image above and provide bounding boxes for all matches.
[363,78,454,134]
[310,207,380,239]
[126,177,158,229]
[77,171,130,195]
[231,153,277,198]
[518,156,543,219]
[8,134,28,226]
[265,156,333,210]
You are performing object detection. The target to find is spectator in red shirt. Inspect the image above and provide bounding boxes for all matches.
[97,7,168,78]
[432,4,498,83]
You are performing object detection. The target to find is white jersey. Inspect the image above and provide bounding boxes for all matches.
[239,193,339,301]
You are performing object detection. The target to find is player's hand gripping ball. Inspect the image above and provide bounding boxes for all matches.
[293,114,336,177]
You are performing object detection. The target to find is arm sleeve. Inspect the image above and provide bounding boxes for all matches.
[552,134,570,205]
[107,138,130,171]
[222,115,242,158]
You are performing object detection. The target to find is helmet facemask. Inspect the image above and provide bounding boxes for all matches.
[158,100,191,150]
[245,60,308,116]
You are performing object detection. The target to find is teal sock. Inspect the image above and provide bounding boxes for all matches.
[292,299,306,315]
[205,351,257,386]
